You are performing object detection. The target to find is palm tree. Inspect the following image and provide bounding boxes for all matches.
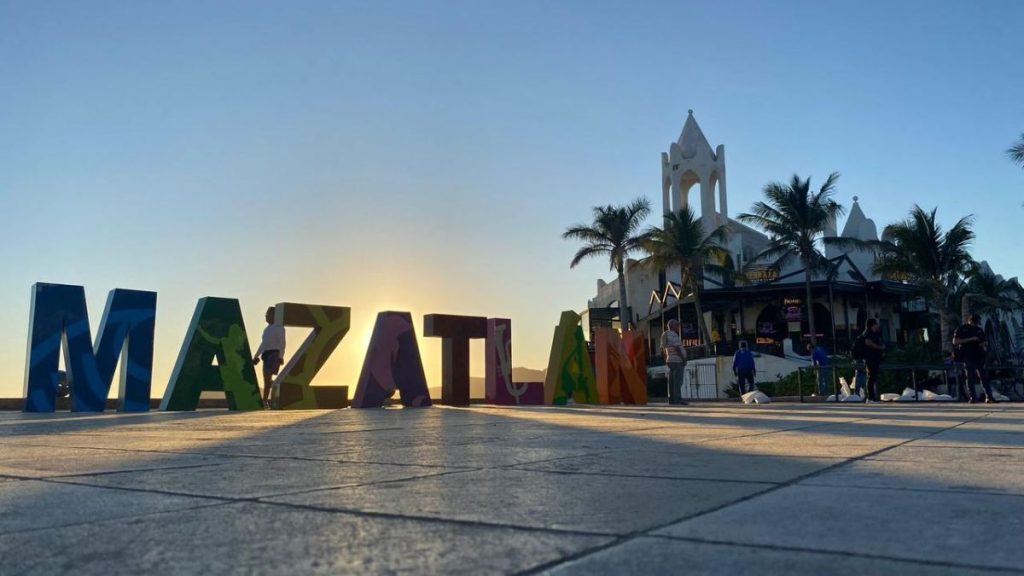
[966,265,1019,317]
[737,173,851,347]
[1008,134,1024,167]
[963,266,1024,359]
[563,198,652,329]
[641,205,730,350]
[873,206,975,353]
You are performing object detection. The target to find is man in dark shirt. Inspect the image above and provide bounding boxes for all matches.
[732,341,756,394]
[952,314,996,403]
[861,319,885,402]
[808,343,831,396]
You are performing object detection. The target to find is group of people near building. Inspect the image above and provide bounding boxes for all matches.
[850,314,999,403]
[660,313,1002,404]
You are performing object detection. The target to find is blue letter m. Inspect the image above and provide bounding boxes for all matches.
[23,283,157,412]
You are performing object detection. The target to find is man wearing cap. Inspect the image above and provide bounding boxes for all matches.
[661,320,688,405]
[953,313,997,403]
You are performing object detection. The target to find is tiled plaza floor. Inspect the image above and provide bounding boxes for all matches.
[1,403,1022,575]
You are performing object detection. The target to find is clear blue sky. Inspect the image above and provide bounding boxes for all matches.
[2,0,1022,399]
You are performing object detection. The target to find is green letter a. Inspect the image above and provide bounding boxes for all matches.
[544,310,598,405]
[160,297,262,411]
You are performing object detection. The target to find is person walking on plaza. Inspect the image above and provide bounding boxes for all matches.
[661,319,688,405]
[252,306,286,409]
[733,341,756,394]
[953,313,997,403]
[809,342,830,396]
[860,319,885,402]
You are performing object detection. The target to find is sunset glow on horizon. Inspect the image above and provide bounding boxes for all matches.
[3,1,1022,401]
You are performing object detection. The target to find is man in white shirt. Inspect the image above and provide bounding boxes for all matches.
[253,307,286,409]
[661,319,688,406]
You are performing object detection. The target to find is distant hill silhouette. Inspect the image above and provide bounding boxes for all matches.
[429,367,546,401]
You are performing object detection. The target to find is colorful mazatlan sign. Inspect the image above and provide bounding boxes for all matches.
[544,310,599,405]
[594,328,648,405]
[24,283,156,412]
[22,283,649,412]
[352,311,432,408]
[424,313,487,406]
[484,318,544,405]
[271,303,350,410]
[161,297,263,411]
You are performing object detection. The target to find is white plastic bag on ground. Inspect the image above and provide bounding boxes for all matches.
[922,390,954,401]
[826,393,860,402]
[839,377,853,397]
[742,390,771,404]
[829,379,863,403]
[993,391,1010,402]
[880,393,901,402]
[900,387,918,401]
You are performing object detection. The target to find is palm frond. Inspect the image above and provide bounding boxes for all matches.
[569,244,612,269]
[1007,134,1024,166]
[564,197,652,270]
[562,225,609,243]
[873,205,976,298]
[640,205,730,277]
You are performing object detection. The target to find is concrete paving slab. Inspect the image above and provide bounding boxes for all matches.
[0,446,224,478]
[804,447,1024,494]
[695,433,903,458]
[267,467,774,535]
[807,419,957,438]
[0,501,612,575]
[914,427,1024,449]
[866,444,1023,461]
[59,457,459,499]
[655,484,1024,572]
[328,444,600,469]
[516,449,843,484]
[0,478,212,534]
[0,435,251,454]
[2,404,1021,574]
[614,426,789,445]
[542,536,1010,576]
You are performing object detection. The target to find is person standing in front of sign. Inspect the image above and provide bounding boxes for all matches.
[661,319,688,406]
[253,306,286,409]
[733,341,756,394]
[953,313,997,403]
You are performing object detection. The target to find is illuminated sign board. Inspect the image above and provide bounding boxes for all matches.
[783,298,802,322]
[748,267,780,283]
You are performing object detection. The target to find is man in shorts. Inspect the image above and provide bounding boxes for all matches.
[253,306,286,409]
[953,313,996,403]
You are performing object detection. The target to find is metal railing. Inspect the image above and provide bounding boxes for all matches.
[683,363,719,399]
[796,362,1024,402]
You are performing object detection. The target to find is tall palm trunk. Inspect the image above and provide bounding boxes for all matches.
[804,261,817,347]
[937,286,952,354]
[693,289,712,354]
[616,265,629,331]
[690,264,712,353]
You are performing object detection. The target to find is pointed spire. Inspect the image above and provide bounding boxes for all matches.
[841,196,878,241]
[677,110,715,160]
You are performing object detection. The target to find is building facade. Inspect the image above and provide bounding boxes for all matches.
[586,112,929,359]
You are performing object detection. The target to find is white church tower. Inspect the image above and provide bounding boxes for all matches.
[661,110,728,228]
